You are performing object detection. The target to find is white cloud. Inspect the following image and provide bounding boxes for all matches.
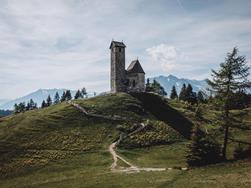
[146,44,186,71]
[0,0,251,98]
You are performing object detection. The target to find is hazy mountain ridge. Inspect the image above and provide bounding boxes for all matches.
[0,89,77,110]
[0,75,209,110]
[149,75,208,96]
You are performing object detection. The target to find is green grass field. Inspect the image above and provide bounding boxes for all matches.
[0,93,251,187]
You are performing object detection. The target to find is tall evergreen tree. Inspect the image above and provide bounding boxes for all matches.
[46,95,52,106]
[81,88,87,98]
[14,102,26,113]
[28,99,37,110]
[197,91,205,103]
[184,84,197,104]
[74,90,83,99]
[179,84,187,101]
[170,85,178,99]
[61,91,66,102]
[26,101,31,111]
[65,90,72,101]
[54,92,60,104]
[145,78,152,92]
[207,47,251,159]
[41,100,47,108]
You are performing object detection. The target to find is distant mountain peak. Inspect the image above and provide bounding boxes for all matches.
[149,75,208,97]
[0,89,77,110]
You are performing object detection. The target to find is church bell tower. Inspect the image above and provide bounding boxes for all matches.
[110,41,126,93]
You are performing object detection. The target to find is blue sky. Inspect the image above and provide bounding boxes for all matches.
[1,0,251,99]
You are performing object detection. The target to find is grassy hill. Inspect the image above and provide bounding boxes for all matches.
[0,93,251,188]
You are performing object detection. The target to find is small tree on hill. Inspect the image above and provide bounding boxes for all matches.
[145,80,167,96]
[46,95,52,106]
[197,91,205,103]
[14,102,26,113]
[61,91,66,102]
[186,125,222,167]
[145,78,151,92]
[65,90,72,101]
[207,47,251,160]
[81,88,87,98]
[184,84,197,104]
[74,90,83,99]
[170,85,178,99]
[54,92,60,104]
[179,84,187,101]
[41,100,47,108]
[27,99,37,110]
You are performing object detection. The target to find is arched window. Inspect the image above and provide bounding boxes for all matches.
[132,80,136,87]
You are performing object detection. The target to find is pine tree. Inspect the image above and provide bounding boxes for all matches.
[28,99,37,110]
[145,78,152,92]
[46,95,52,106]
[197,91,205,103]
[14,103,19,114]
[74,90,83,99]
[186,125,222,167]
[61,91,66,102]
[41,100,47,108]
[65,90,72,101]
[81,88,87,98]
[26,101,31,111]
[170,85,178,99]
[54,92,60,104]
[148,80,167,96]
[19,102,26,113]
[179,84,187,101]
[207,47,251,159]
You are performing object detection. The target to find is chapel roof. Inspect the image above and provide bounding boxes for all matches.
[127,59,145,74]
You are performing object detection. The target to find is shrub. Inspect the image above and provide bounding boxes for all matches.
[186,125,222,167]
[234,145,251,160]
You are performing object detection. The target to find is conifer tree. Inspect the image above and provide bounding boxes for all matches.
[54,92,60,104]
[46,95,52,106]
[207,47,251,159]
[28,99,37,110]
[170,85,178,99]
[74,90,83,99]
[179,84,187,101]
[61,91,66,102]
[41,100,47,108]
[197,91,205,103]
[145,78,152,92]
[14,102,26,113]
[26,101,31,111]
[14,103,18,114]
[65,90,72,101]
[186,125,222,166]
[184,84,197,104]
[81,88,87,98]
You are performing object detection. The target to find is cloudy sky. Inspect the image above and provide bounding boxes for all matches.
[1,0,251,99]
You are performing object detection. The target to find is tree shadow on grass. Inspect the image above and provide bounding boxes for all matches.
[130,92,194,139]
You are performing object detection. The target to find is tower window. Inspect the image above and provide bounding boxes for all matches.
[132,80,136,87]
[119,48,121,52]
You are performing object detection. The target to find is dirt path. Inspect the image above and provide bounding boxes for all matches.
[69,101,187,173]
[109,137,167,173]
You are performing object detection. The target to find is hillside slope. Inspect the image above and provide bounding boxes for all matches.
[0,93,251,188]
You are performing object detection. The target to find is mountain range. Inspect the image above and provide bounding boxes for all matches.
[149,75,208,96]
[0,75,208,110]
[0,89,77,110]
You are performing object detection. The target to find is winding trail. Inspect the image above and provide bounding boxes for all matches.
[109,136,166,173]
[69,101,188,173]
